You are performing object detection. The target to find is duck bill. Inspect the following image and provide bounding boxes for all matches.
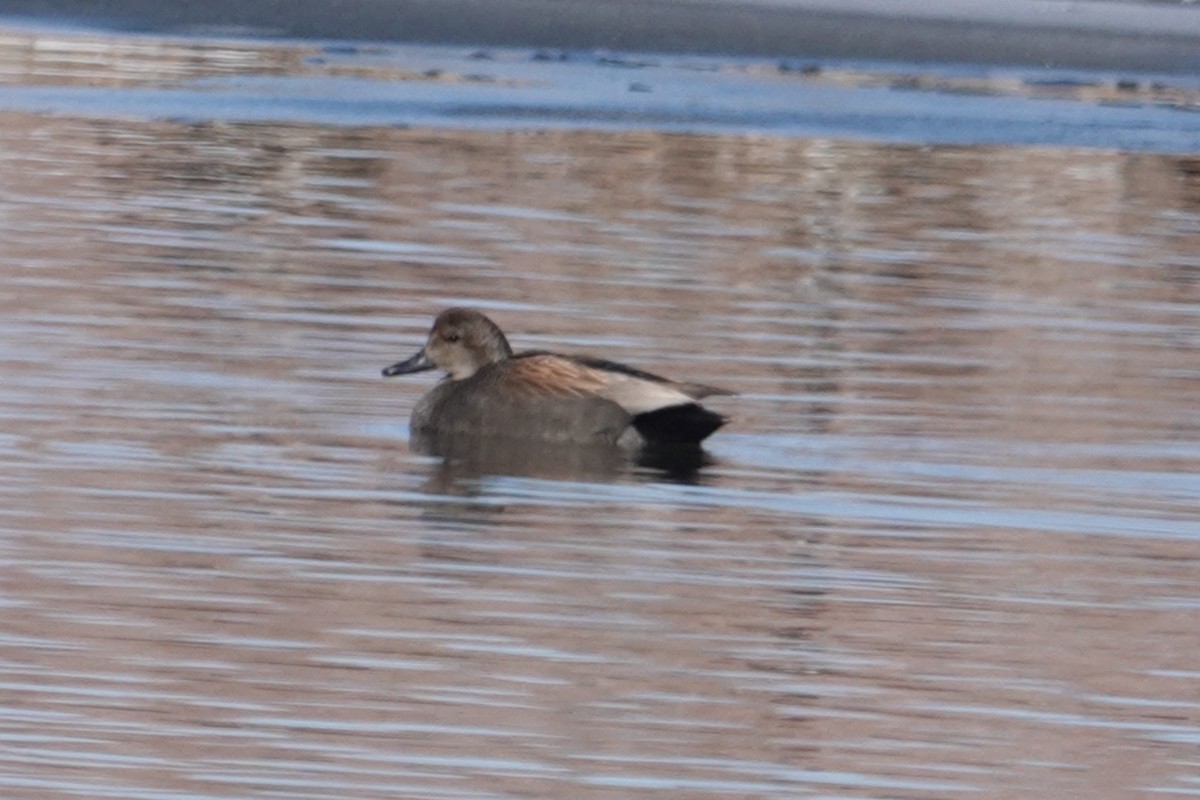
[382,348,435,377]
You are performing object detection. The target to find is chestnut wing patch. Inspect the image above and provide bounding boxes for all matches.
[505,352,731,416]
[574,355,733,400]
[501,353,611,397]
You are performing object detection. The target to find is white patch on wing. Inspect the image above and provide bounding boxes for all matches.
[598,373,695,414]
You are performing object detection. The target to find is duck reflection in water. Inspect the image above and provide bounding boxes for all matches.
[383,308,732,479]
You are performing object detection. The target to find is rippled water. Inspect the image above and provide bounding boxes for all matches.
[2,24,1199,800]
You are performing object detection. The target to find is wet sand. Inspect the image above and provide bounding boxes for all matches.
[6,0,1200,72]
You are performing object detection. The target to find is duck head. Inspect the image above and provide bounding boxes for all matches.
[383,307,514,380]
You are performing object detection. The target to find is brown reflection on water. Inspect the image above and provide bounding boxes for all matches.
[1,109,1199,799]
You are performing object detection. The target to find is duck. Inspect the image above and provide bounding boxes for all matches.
[382,308,732,447]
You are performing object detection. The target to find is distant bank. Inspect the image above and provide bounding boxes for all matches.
[5,0,1200,72]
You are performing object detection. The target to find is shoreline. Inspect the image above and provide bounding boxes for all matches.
[4,0,1200,73]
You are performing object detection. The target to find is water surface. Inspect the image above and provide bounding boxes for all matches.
[1,24,1199,800]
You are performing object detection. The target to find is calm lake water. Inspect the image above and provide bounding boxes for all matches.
[1,24,1199,800]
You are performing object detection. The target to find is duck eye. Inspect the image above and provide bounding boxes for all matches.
[444,332,461,343]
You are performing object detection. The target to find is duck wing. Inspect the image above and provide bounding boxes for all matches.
[572,355,733,403]
[506,352,731,415]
